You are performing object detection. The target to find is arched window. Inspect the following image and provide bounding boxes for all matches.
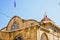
[14,36,24,40]
[12,21,19,30]
[41,33,48,40]
[31,23,34,26]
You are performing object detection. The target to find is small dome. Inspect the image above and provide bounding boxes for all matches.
[40,13,52,23]
[41,16,52,22]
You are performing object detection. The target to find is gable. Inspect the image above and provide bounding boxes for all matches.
[6,16,23,31]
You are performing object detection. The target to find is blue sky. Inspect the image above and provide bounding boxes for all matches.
[0,0,60,29]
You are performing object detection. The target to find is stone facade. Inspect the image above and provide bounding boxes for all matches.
[0,15,60,40]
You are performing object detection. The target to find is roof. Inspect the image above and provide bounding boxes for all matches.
[40,14,52,22]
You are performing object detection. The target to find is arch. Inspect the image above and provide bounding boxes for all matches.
[40,33,48,40]
[14,35,24,40]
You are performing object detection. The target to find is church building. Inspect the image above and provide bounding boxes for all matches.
[0,14,60,40]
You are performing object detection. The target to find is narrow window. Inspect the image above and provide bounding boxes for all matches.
[54,29,56,32]
[12,21,18,30]
[31,23,34,26]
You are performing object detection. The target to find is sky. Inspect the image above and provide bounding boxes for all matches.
[0,0,60,29]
